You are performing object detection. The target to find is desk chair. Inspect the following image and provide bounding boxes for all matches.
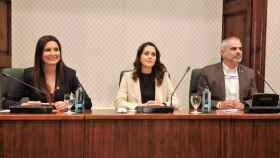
[118,70,133,87]
[0,68,24,109]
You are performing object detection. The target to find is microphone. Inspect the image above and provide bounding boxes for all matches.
[243,70,280,113]
[135,66,191,113]
[256,70,278,95]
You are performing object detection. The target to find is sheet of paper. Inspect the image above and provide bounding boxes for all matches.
[216,109,240,112]
[0,109,10,113]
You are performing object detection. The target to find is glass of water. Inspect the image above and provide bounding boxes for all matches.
[191,94,202,114]
[64,93,74,114]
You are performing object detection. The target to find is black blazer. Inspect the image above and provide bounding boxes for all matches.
[4,66,92,109]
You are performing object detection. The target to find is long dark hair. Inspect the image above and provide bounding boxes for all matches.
[132,42,166,86]
[33,35,65,100]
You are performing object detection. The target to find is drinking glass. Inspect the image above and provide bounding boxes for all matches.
[191,95,202,114]
[64,93,74,114]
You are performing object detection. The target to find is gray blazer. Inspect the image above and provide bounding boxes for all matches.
[197,63,257,105]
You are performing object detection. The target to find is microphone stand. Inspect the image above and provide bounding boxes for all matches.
[170,66,191,107]
[1,72,44,94]
[0,72,53,113]
[256,71,279,95]
[0,72,50,106]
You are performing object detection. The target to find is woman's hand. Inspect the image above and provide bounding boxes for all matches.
[21,101,42,106]
[53,101,68,112]
[21,100,68,112]
[143,100,163,106]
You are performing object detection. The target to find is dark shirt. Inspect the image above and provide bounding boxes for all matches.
[139,73,155,103]
[4,66,92,109]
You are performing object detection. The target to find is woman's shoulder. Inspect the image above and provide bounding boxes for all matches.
[22,67,34,82]
[120,70,135,82]
[64,66,76,75]
[120,69,133,77]
[163,71,171,79]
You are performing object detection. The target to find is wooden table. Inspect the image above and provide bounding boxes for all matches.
[1,110,280,158]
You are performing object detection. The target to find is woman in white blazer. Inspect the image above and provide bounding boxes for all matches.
[114,42,178,109]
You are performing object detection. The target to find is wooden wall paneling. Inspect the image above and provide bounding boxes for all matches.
[250,0,267,92]
[0,0,11,68]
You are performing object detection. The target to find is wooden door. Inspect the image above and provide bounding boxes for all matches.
[222,0,267,92]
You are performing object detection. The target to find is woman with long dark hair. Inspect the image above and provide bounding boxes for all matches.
[114,42,178,109]
[5,35,92,110]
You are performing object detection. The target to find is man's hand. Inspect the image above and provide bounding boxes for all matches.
[220,100,244,109]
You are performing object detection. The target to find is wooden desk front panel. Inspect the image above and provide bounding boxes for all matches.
[221,120,280,158]
[85,119,221,158]
[1,111,280,158]
[0,120,84,158]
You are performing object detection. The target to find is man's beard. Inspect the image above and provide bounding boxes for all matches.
[233,56,242,63]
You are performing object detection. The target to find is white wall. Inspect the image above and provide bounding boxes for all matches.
[266,0,280,94]
[12,0,223,109]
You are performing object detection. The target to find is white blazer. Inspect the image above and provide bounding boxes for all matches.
[114,71,178,109]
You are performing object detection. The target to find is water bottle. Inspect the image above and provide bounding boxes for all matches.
[74,86,85,113]
[202,86,211,112]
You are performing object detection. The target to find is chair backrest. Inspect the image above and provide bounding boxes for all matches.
[189,68,202,105]
[0,68,24,109]
[119,70,133,86]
